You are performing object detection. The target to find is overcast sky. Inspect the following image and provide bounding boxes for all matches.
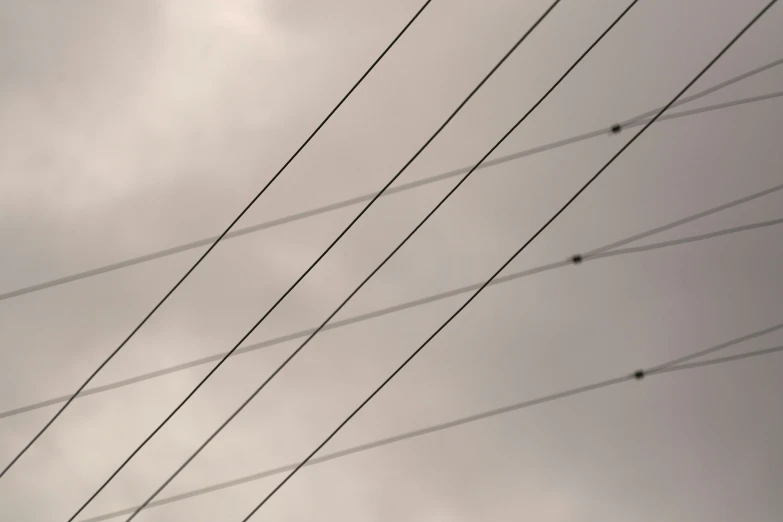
[1,0,783,520]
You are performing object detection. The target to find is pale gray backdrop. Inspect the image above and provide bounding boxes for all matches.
[1,1,782,520]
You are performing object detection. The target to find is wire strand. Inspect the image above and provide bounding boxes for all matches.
[583,180,783,258]
[1,84,780,304]
[79,326,783,522]
[648,321,783,373]
[74,3,567,520]
[239,3,778,518]
[589,217,783,258]
[620,57,783,126]
[654,345,783,374]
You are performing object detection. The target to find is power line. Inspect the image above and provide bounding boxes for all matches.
[5,183,781,422]
[644,90,783,124]
[69,2,567,519]
[1,84,781,305]
[648,321,783,373]
[590,217,783,257]
[620,56,783,126]
[240,4,778,519]
[80,325,783,522]
[653,344,783,374]
[0,1,435,480]
[121,0,590,517]
[581,183,783,259]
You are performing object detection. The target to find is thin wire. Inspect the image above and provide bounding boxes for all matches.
[654,345,783,374]
[2,82,781,304]
[6,187,782,422]
[643,90,783,124]
[583,182,783,258]
[647,321,783,373]
[80,325,783,522]
[620,56,783,126]
[241,3,778,518]
[75,3,567,519]
[0,1,435,480]
[589,217,783,258]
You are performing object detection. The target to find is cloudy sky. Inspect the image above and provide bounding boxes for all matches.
[1,0,782,520]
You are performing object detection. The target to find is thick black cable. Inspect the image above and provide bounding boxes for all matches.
[80,322,783,522]
[70,2,566,519]
[0,1,435,480]
[240,3,778,519]
[2,81,781,305]
[5,183,781,422]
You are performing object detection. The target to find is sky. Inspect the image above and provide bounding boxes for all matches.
[1,0,782,520]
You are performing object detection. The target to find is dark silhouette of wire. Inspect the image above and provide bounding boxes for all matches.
[2,83,781,304]
[620,57,783,126]
[70,3,567,519]
[80,322,783,522]
[239,4,777,519]
[0,1,435,480]
[6,183,781,422]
